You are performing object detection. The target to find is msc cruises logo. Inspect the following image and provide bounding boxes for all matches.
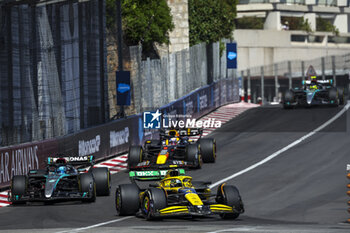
[143,110,162,129]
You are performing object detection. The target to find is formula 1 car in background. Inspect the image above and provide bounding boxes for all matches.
[128,128,216,170]
[115,169,244,220]
[283,78,345,109]
[9,156,111,204]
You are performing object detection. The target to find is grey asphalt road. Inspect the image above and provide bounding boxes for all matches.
[1,104,350,233]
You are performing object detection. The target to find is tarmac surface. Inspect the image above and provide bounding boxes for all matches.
[1,104,350,233]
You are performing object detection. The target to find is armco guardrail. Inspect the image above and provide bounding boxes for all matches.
[0,77,239,189]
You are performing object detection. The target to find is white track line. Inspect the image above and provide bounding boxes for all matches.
[55,216,133,233]
[209,102,350,189]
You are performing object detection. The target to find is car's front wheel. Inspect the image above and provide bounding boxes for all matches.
[115,184,140,216]
[11,175,27,205]
[142,188,167,220]
[216,184,244,220]
[80,173,96,203]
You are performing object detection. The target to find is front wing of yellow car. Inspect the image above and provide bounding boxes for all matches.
[156,204,240,217]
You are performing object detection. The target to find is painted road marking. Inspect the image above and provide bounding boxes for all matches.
[55,216,134,233]
[209,102,350,189]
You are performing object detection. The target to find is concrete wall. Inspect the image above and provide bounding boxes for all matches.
[167,0,190,53]
[234,29,350,71]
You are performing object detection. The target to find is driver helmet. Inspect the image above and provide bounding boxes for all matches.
[57,166,67,175]
[309,84,318,90]
[171,179,182,188]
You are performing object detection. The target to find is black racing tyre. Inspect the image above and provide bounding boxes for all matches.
[328,88,338,106]
[216,184,243,220]
[198,138,216,163]
[91,167,111,196]
[338,88,345,105]
[283,90,294,109]
[11,175,27,205]
[115,184,140,216]
[328,88,337,101]
[128,146,143,168]
[80,173,96,202]
[185,144,201,169]
[142,188,167,220]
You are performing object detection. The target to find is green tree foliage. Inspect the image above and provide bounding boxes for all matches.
[316,17,339,35]
[300,18,312,33]
[235,16,264,30]
[189,0,237,46]
[106,0,174,56]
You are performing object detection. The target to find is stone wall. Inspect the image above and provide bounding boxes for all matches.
[167,0,190,53]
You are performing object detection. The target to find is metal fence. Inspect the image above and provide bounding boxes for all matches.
[125,39,236,114]
[240,53,350,104]
[0,0,108,146]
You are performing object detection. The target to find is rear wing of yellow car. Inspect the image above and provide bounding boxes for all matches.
[129,169,185,181]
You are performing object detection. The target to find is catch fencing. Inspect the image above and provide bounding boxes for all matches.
[126,39,236,113]
[0,0,108,146]
[240,54,350,104]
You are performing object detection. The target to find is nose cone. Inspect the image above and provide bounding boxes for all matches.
[306,92,314,104]
[185,193,203,206]
[45,178,58,198]
[156,154,168,164]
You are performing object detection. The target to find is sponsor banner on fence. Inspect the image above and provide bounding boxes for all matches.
[57,116,140,162]
[0,139,58,188]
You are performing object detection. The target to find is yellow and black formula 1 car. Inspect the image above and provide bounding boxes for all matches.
[115,169,244,220]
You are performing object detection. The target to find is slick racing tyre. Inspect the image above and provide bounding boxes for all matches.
[11,175,27,205]
[338,88,345,105]
[283,90,294,109]
[91,167,111,196]
[185,144,202,169]
[128,146,143,168]
[115,184,140,216]
[328,88,338,106]
[80,173,96,203]
[216,184,244,220]
[142,188,167,220]
[198,138,216,163]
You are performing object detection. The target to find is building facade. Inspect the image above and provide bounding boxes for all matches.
[236,1,350,71]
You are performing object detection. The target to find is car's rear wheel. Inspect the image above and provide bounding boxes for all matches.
[185,144,201,169]
[11,175,27,205]
[216,184,244,220]
[142,188,167,220]
[91,167,111,196]
[128,146,143,168]
[115,184,140,216]
[199,138,216,163]
[80,173,96,203]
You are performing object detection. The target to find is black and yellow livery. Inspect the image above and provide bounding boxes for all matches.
[115,169,244,220]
